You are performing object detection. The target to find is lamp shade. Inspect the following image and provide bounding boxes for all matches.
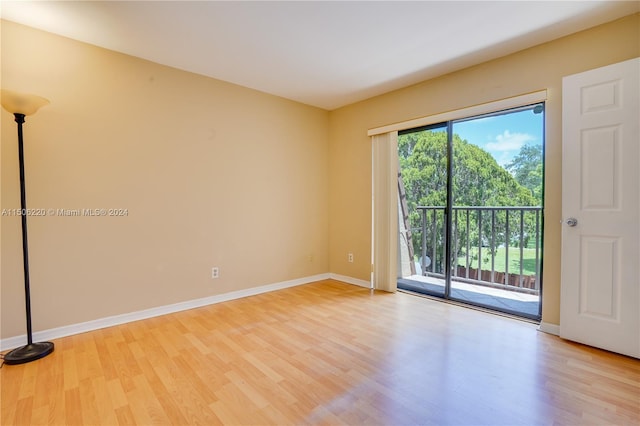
[1,89,49,116]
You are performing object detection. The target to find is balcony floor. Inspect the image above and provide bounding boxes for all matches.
[398,275,540,319]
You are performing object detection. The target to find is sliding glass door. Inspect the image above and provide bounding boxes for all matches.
[397,104,544,320]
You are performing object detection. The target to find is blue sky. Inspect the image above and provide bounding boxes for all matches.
[453,107,544,167]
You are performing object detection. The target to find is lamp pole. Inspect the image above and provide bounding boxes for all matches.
[15,112,35,345]
[2,90,54,365]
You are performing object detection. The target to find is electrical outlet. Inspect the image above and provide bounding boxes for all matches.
[212,267,219,279]
[348,252,354,263]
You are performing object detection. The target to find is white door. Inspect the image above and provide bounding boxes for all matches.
[560,58,640,358]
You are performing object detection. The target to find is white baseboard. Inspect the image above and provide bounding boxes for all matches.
[329,273,371,288]
[538,322,560,336]
[1,273,330,351]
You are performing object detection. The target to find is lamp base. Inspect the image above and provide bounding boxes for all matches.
[3,342,54,365]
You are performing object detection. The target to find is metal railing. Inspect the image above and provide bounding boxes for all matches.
[413,206,542,295]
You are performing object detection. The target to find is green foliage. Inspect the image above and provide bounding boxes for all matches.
[399,131,537,208]
[505,143,543,198]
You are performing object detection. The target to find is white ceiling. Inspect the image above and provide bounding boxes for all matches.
[2,1,638,110]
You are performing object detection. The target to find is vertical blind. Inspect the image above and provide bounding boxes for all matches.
[371,132,398,292]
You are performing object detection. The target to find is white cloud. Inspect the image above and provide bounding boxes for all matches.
[485,130,535,152]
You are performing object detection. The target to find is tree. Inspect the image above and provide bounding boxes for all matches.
[399,130,539,273]
[399,130,537,209]
[505,143,543,199]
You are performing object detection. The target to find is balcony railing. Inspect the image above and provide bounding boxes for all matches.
[412,206,542,295]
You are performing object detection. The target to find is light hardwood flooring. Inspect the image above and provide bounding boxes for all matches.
[1,279,639,425]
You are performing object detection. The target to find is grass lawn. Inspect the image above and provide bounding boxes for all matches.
[457,247,539,276]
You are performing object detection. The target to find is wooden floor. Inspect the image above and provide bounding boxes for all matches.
[2,279,639,425]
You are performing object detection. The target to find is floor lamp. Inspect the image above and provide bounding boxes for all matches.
[1,89,54,365]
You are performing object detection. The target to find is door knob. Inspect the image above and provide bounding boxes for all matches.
[566,217,578,227]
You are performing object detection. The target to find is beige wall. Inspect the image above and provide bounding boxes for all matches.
[2,14,638,340]
[328,13,639,325]
[1,21,329,339]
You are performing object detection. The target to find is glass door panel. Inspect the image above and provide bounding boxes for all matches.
[397,123,448,297]
[450,105,544,319]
